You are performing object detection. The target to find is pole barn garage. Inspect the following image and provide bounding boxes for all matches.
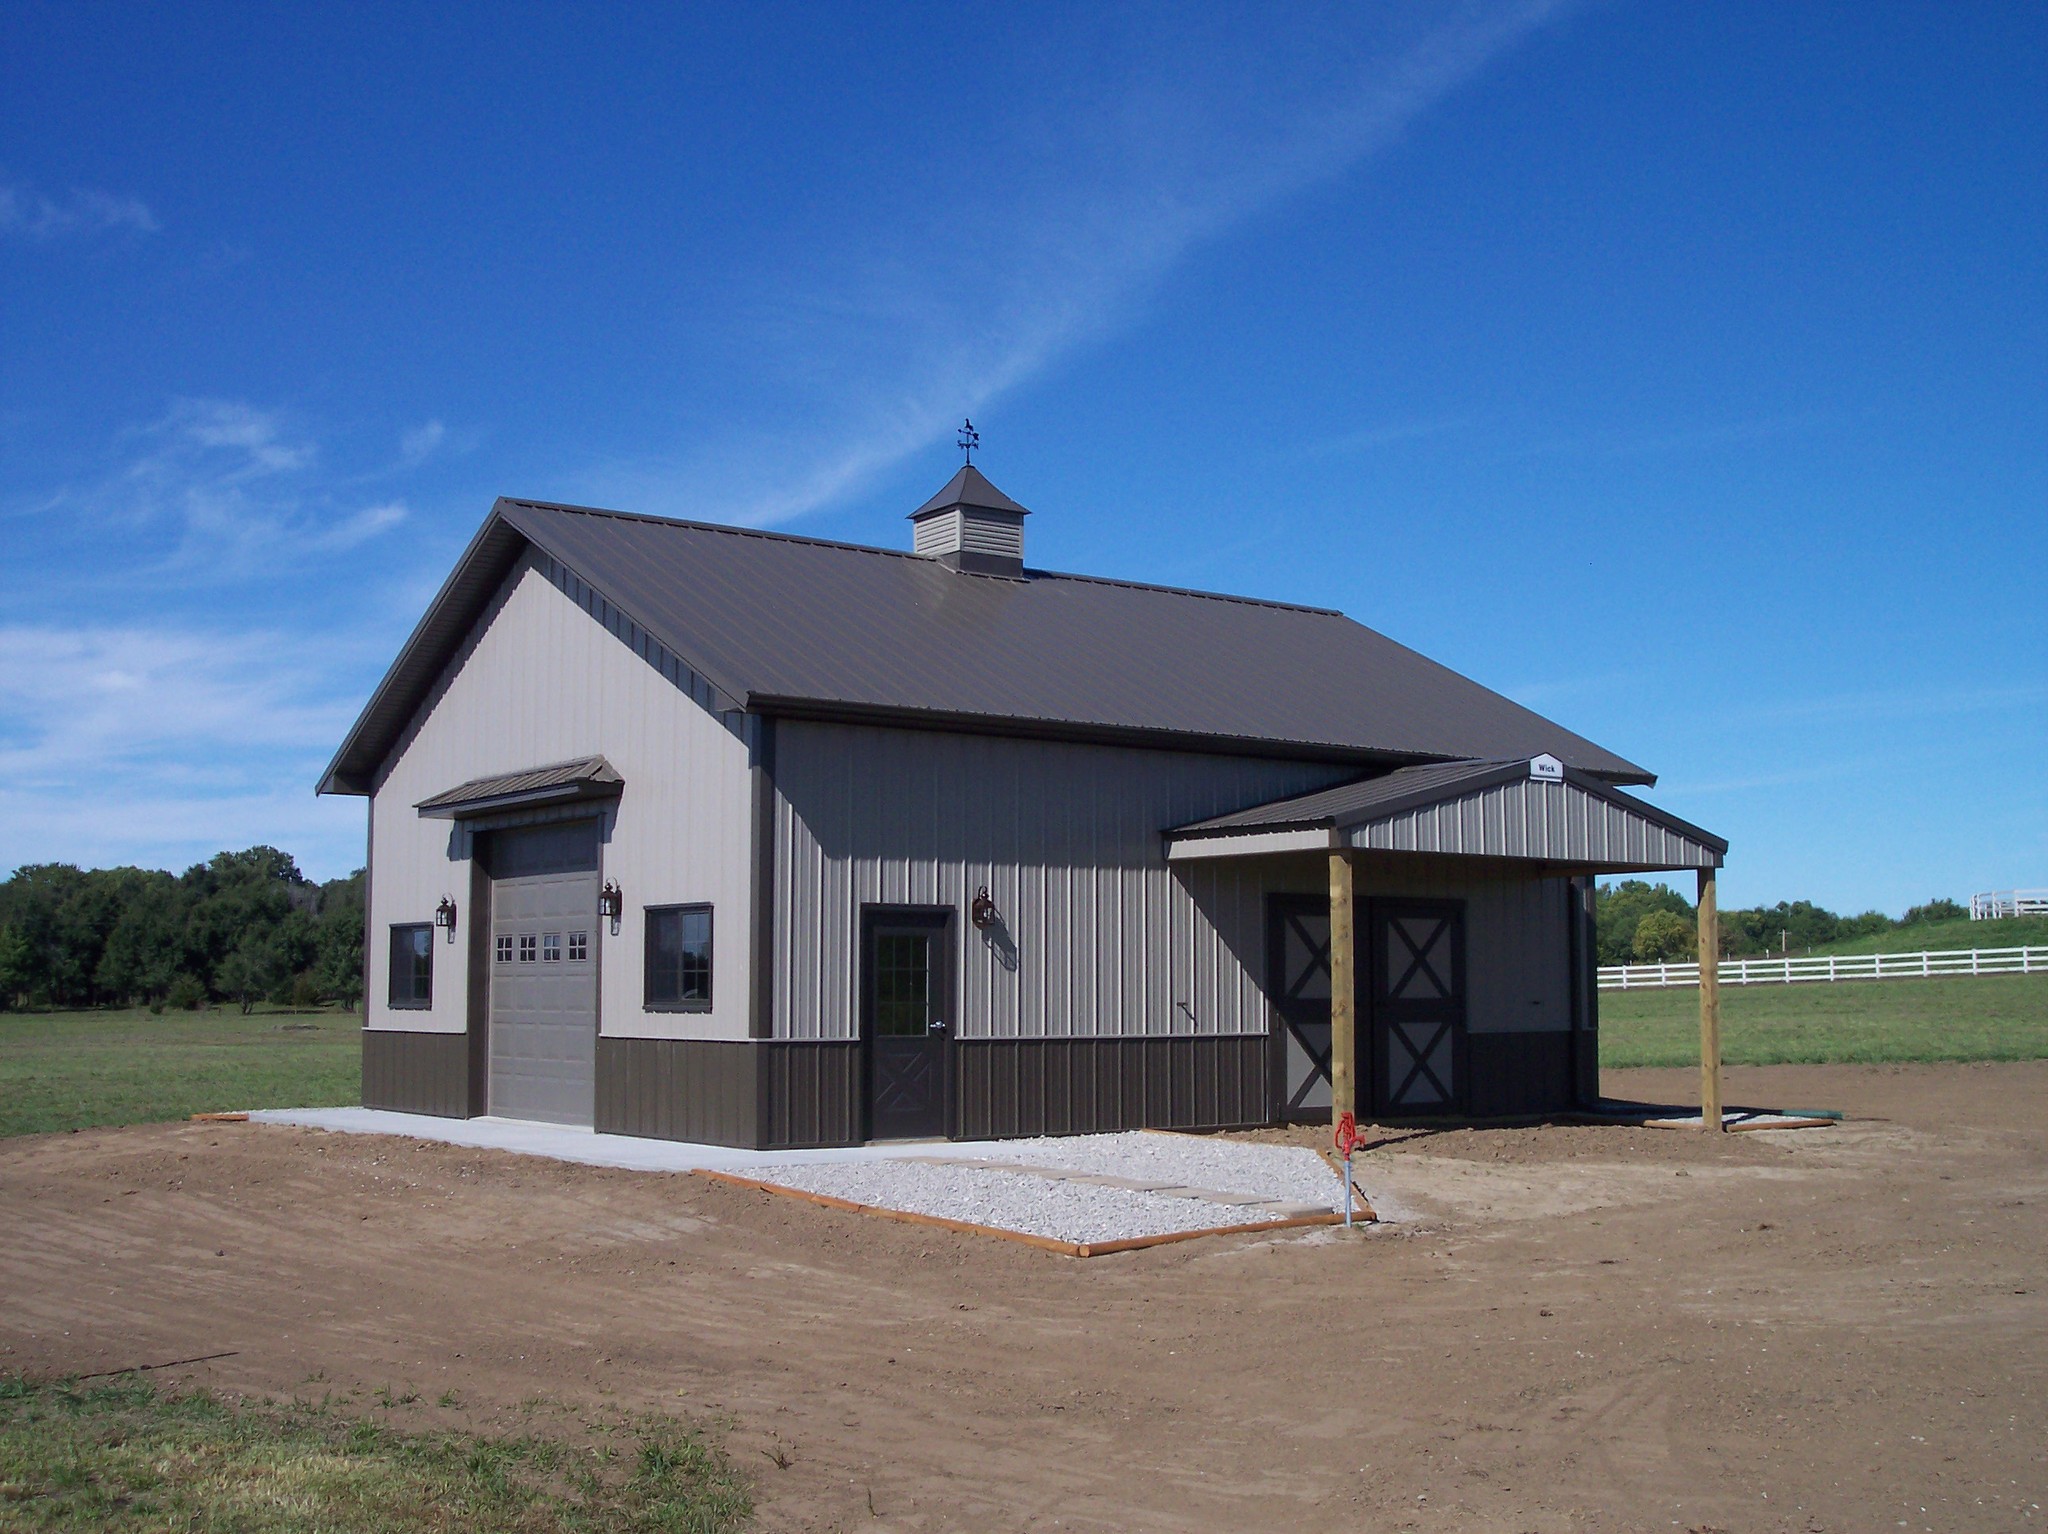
[320,464,1728,1148]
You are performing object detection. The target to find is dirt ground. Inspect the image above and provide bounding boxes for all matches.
[3,1063,2043,1533]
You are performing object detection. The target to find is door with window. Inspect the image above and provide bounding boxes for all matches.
[1368,900,1466,1117]
[486,822,600,1126]
[861,909,953,1140]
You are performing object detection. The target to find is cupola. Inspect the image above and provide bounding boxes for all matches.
[908,465,1030,577]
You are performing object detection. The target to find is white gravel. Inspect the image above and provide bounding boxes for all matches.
[747,1132,1346,1246]
[954,1131,1341,1207]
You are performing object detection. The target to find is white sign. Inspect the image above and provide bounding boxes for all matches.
[1529,754,1564,781]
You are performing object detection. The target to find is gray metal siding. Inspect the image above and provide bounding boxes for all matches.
[771,722,1350,1042]
[1347,776,1718,868]
[1345,855,1573,1036]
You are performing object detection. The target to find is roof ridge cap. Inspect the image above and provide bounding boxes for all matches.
[501,499,1346,614]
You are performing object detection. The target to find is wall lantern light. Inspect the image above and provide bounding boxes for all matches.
[599,880,624,937]
[434,896,458,943]
[970,886,999,930]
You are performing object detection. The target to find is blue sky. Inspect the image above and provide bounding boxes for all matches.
[3,1,2043,913]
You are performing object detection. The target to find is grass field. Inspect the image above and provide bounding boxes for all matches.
[0,1374,749,1532]
[1803,912,2048,957]
[0,1005,359,1139]
[1598,971,2048,1068]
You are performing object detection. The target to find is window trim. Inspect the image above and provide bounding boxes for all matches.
[644,903,714,1013]
[387,923,433,1010]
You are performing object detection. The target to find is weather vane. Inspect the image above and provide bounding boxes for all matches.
[957,418,979,464]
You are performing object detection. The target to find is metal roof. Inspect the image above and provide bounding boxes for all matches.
[1167,757,1725,870]
[910,465,1031,519]
[414,756,623,819]
[321,494,1657,795]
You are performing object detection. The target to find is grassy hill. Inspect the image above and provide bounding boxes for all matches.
[1600,971,2048,1067]
[1799,913,2048,957]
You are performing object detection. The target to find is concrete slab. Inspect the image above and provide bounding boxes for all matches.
[246,1107,1026,1173]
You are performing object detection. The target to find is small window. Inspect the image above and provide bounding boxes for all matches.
[496,935,513,964]
[645,905,712,1011]
[543,933,562,963]
[388,924,433,1009]
[568,931,588,962]
[519,934,537,962]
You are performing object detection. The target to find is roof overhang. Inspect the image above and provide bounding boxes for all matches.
[414,756,623,820]
[1166,756,1725,872]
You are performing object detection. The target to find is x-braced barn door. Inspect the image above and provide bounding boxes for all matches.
[1368,901,1466,1117]
[1267,894,1337,1121]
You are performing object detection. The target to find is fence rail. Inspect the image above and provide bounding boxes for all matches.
[1599,945,2048,991]
[1971,889,2048,920]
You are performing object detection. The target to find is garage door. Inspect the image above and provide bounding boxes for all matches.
[487,823,600,1126]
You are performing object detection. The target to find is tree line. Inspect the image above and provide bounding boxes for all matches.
[0,848,364,1014]
[1596,880,1967,965]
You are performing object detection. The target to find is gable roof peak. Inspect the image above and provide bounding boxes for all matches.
[909,463,1030,520]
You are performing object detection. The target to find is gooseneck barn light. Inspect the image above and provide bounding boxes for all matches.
[970,886,998,930]
[599,880,624,937]
[434,895,458,943]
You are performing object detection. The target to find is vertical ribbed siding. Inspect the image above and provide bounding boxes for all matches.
[362,1029,471,1116]
[954,1036,1271,1138]
[771,723,1346,1042]
[1347,777,1718,867]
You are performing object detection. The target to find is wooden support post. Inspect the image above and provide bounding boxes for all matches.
[1698,866,1722,1133]
[1329,849,1357,1127]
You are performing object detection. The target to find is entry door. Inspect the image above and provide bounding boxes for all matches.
[862,910,952,1140]
[1369,902,1466,1117]
[487,823,600,1126]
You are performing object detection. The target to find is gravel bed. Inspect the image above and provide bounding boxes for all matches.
[743,1132,1347,1245]
[946,1131,1344,1208]
[745,1159,1309,1245]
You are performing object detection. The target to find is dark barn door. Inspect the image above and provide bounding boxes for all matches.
[862,909,953,1140]
[1368,901,1467,1117]
[1266,895,1337,1121]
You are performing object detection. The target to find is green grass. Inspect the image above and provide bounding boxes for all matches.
[0,1374,750,1532]
[1599,971,2048,1068]
[0,1005,360,1139]
[1800,913,2048,957]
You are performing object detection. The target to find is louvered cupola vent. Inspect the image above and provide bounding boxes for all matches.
[907,465,1030,577]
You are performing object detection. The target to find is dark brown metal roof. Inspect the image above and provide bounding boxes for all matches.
[414,756,623,819]
[321,495,1656,795]
[910,465,1031,519]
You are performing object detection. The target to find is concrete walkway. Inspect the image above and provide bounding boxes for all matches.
[248,1106,1026,1172]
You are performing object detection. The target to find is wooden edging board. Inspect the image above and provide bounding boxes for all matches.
[189,1112,250,1123]
[693,1168,1357,1257]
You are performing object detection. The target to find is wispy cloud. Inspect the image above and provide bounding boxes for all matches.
[0,178,159,240]
[399,419,447,466]
[24,398,414,583]
[0,623,371,877]
[619,2,1574,525]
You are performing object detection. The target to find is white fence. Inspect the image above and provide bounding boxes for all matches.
[1599,945,2048,991]
[1972,889,2048,920]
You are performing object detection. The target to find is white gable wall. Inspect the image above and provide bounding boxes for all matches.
[365,555,754,1041]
